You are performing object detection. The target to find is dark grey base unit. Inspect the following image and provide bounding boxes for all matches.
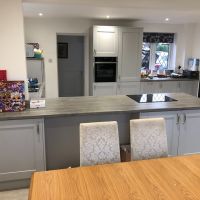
[0,119,46,191]
[44,113,138,170]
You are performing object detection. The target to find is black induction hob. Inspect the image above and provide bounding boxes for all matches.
[127,94,177,103]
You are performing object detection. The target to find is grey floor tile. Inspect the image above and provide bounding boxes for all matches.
[0,188,28,200]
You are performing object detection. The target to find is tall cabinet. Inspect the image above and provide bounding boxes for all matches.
[90,26,143,96]
[118,27,143,82]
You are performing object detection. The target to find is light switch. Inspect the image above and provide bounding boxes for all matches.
[48,58,53,63]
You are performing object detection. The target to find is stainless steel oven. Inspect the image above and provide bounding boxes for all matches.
[94,57,117,82]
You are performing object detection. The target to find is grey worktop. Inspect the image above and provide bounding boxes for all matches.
[141,77,199,82]
[1,93,200,120]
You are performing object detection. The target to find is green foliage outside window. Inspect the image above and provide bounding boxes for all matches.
[156,43,169,52]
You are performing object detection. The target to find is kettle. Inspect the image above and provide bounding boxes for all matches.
[188,58,199,71]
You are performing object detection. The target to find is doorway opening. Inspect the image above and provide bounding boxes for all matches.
[57,35,84,97]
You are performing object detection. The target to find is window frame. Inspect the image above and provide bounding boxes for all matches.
[143,42,175,71]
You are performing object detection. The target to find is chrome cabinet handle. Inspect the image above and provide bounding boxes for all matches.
[180,113,186,124]
[94,49,96,56]
[176,114,180,124]
[37,124,40,135]
[183,113,186,124]
[37,124,40,142]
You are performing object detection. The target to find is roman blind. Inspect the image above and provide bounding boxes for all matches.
[143,32,174,43]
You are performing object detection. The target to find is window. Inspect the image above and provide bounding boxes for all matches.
[142,33,175,71]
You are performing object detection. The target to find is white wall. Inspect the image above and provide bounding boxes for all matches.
[24,18,134,98]
[24,18,198,97]
[192,24,200,59]
[0,0,27,95]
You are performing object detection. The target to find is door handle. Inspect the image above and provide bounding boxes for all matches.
[94,49,96,56]
[37,124,40,142]
[176,114,180,124]
[37,124,40,134]
[180,113,186,124]
[182,113,186,124]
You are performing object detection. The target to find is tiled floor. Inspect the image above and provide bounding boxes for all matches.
[0,189,28,200]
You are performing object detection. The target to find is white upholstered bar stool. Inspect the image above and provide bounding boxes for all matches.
[130,118,168,161]
[80,121,120,166]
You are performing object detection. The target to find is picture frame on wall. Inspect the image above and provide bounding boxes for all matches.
[58,43,68,58]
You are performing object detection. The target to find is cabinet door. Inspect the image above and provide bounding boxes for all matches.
[0,119,46,182]
[140,82,160,94]
[179,81,198,96]
[160,81,179,93]
[118,28,143,82]
[178,110,200,155]
[93,83,117,96]
[140,111,180,156]
[93,26,118,57]
[117,82,140,95]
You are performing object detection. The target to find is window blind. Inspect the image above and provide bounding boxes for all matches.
[143,32,174,43]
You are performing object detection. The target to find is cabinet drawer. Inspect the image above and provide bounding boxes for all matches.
[93,83,117,96]
[117,82,140,95]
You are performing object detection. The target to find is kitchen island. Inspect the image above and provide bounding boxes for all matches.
[1,93,200,190]
[1,93,200,120]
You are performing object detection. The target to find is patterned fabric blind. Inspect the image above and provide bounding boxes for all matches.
[143,32,174,43]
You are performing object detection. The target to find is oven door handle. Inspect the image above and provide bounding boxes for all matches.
[94,62,117,64]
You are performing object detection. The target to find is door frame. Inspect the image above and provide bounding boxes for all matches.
[56,33,88,96]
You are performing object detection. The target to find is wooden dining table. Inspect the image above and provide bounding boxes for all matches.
[29,155,200,200]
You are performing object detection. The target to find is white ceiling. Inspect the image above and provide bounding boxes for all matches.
[23,0,200,23]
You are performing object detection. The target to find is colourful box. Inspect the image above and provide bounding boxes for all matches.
[0,81,25,112]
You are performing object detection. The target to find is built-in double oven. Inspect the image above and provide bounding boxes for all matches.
[94,57,117,82]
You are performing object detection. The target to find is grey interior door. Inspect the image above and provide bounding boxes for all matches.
[57,35,84,97]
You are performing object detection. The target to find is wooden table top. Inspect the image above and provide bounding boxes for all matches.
[29,155,200,200]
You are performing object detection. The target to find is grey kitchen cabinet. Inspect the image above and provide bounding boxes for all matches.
[140,81,179,94]
[141,80,198,96]
[93,26,118,57]
[140,110,200,156]
[158,81,179,93]
[118,27,143,82]
[93,82,140,96]
[178,81,198,96]
[93,83,117,96]
[0,119,46,183]
[140,111,179,156]
[178,110,200,155]
[117,81,141,95]
[90,26,143,96]
[140,81,160,94]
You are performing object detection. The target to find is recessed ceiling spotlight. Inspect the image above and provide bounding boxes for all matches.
[106,15,110,19]
[38,13,43,17]
[165,18,170,22]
